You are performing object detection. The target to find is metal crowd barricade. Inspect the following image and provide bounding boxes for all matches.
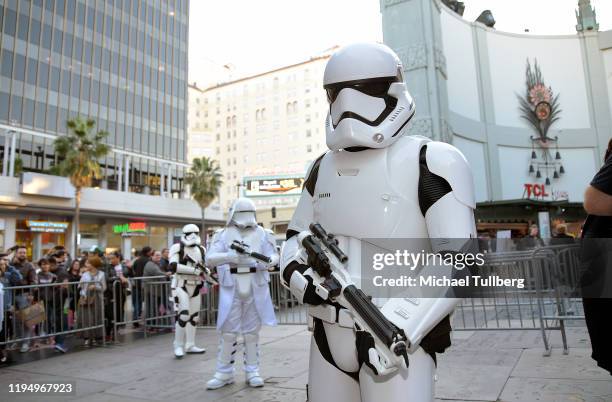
[101,246,587,356]
[199,282,219,327]
[142,277,174,336]
[268,271,307,324]
[112,275,221,340]
[112,275,167,340]
[453,250,552,333]
[452,244,585,356]
[0,280,106,348]
[532,245,584,355]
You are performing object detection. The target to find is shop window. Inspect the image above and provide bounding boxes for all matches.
[16,219,69,260]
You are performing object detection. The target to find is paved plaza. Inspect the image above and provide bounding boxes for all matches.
[0,325,610,402]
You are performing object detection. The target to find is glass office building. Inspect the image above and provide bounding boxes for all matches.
[0,0,189,193]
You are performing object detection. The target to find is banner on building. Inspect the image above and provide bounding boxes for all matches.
[26,221,69,233]
[243,175,304,197]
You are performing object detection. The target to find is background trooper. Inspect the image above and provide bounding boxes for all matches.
[280,43,477,402]
[169,224,207,358]
[205,198,278,389]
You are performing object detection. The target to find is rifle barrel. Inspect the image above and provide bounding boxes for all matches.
[309,223,348,263]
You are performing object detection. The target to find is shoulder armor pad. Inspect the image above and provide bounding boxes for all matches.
[169,243,181,254]
[303,152,327,197]
[424,141,476,209]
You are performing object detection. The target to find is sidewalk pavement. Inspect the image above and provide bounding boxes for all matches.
[0,325,610,402]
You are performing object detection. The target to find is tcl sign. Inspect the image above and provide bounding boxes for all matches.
[523,183,549,199]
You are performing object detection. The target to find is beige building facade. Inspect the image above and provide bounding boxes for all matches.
[188,51,334,235]
[187,84,214,162]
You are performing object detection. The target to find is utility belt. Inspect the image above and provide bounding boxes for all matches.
[175,275,202,286]
[308,303,354,329]
[229,266,257,274]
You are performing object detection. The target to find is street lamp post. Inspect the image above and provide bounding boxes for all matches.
[236,182,242,198]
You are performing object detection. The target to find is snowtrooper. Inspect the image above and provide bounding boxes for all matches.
[169,224,207,358]
[280,43,477,402]
[205,198,278,389]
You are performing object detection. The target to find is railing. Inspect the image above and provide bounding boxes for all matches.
[451,244,584,355]
[1,280,106,348]
[0,245,587,357]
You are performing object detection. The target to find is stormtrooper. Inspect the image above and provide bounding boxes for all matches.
[280,43,477,402]
[205,198,278,389]
[169,224,207,358]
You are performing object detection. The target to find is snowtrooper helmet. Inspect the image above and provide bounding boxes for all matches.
[181,224,201,246]
[227,198,257,229]
[323,43,416,151]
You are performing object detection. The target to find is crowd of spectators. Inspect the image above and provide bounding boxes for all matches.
[0,244,174,365]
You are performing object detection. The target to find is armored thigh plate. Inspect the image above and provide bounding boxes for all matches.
[235,273,253,300]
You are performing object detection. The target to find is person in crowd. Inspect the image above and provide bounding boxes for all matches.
[48,246,69,265]
[143,251,169,278]
[36,258,57,340]
[46,256,57,274]
[160,248,170,272]
[79,259,88,275]
[581,138,612,375]
[551,223,575,245]
[66,260,82,331]
[50,252,69,280]
[0,253,22,363]
[12,246,37,353]
[517,224,544,250]
[35,256,68,352]
[132,246,152,278]
[129,247,152,328]
[78,256,106,347]
[67,260,82,282]
[13,247,36,286]
[53,269,70,354]
[104,251,130,341]
[143,250,171,331]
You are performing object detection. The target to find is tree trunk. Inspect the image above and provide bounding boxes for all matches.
[74,187,81,257]
[201,207,207,247]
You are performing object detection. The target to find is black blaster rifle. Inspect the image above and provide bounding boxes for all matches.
[300,223,409,375]
[184,254,218,285]
[230,240,272,264]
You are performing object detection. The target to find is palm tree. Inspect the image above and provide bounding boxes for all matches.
[184,157,223,244]
[54,117,110,254]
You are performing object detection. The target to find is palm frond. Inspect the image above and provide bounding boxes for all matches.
[186,157,224,209]
[53,116,110,189]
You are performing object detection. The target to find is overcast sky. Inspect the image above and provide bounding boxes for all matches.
[188,0,612,87]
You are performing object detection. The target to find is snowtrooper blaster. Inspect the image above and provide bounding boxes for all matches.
[230,240,272,264]
[299,223,409,375]
[184,254,218,286]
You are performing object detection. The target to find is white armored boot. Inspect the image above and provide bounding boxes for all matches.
[243,331,264,387]
[184,320,206,354]
[174,324,186,359]
[206,332,238,390]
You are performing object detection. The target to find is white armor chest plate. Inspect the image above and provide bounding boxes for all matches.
[222,226,265,299]
[313,136,430,239]
[312,136,433,284]
[176,243,204,281]
[182,245,203,265]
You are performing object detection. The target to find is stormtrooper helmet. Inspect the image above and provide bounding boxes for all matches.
[323,42,416,151]
[181,224,201,246]
[227,198,257,229]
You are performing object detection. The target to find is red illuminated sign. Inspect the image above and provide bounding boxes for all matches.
[113,222,147,234]
[523,183,549,199]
